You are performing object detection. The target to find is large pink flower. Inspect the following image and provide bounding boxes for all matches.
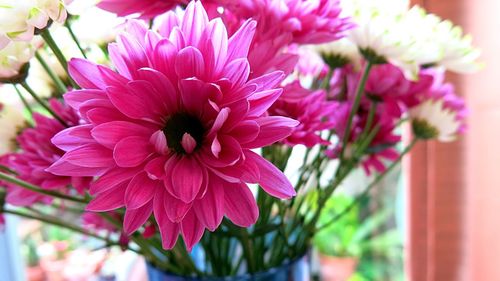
[97,0,188,18]
[49,2,297,250]
[6,100,91,206]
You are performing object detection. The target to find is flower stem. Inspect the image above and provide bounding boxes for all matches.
[316,138,419,231]
[35,51,67,94]
[0,172,87,204]
[239,227,256,273]
[40,29,79,89]
[64,20,88,59]
[339,61,373,160]
[2,208,112,243]
[13,84,33,116]
[19,82,68,127]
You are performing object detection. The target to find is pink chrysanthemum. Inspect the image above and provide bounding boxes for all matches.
[6,100,91,206]
[97,0,188,19]
[270,81,336,147]
[49,2,297,251]
[82,212,121,233]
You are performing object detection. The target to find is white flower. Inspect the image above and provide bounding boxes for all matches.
[0,41,34,80]
[409,99,461,142]
[0,101,25,154]
[402,6,482,74]
[0,0,68,49]
[316,38,362,70]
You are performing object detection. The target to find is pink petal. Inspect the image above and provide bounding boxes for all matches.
[47,160,108,177]
[246,116,299,148]
[150,130,168,155]
[152,39,178,83]
[144,156,167,180]
[181,133,197,154]
[227,20,257,62]
[90,167,141,195]
[223,58,250,88]
[125,172,159,209]
[64,89,106,110]
[86,182,127,211]
[68,58,105,89]
[248,71,285,92]
[163,189,192,223]
[199,18,228,76]
[248,89,283,117]
[181,1,208,46]
[181,211,205,252]
[61,143,114,167]
[175,46,205,79]
[193,176,224,231]
[92,121,153,149]
[170,157,204,203]
[223,182,259,227]
[153,188,181,249]
[114,136,153,167]
[52,125,94,151]
[246,151,296,199]
[124,201,153,235]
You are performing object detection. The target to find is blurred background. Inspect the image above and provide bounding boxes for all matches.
[0,0,499,280]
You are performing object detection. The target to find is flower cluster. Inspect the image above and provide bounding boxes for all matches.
[6,99,91,206]
[48,2,299,250]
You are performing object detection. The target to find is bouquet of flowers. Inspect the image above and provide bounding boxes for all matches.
[0,0,479,279]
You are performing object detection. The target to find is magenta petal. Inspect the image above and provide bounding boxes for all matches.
[114,136,153,167]
[92,121,153,149]
[150,130,168,155]
[180,211,205,252]
[153,188,181,249]
[61,143,114,167]
[163,189,192,223]
[64,89,106,110]
[125,172,158,209]
[223,182,259,227]
[181,1,208,46]
[175,46,205,79]
[248,71,285,92]
[52,125,94,151]
[170,157,204,203]
[86,182,127,211]
[124,201,153,235]
[90,167,141,195]
[193,176,224,231]
[247,117,299,148]
[47,159,108,177]
[144,156,167,180]
[223,58,250,88]
[246,151,296,199]
[248,89,283,117]
[199,18,228,75]
[153,38,178,80]
[227,20,257,61]
[68,58,105,89]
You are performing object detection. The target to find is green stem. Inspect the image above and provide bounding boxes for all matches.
[358,102,377,142]
[2,209,113,243]
[339,62,373,160]
[316,138,418,232]
[35,51,67,94]
[40,29,79,89]
[0,172,87,204]
[20,82,68,127]
[13,84,33,116]
[239,228,257,273]
[64,21,88,59]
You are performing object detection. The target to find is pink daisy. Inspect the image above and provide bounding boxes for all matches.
[6,99,91,206]
[97,0,188,19]
[49,2,297,251]
[270,81,336,147]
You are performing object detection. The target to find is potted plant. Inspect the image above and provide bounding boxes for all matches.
[314,195,402,281]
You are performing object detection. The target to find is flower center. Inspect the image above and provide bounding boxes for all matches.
[163,113,205,154]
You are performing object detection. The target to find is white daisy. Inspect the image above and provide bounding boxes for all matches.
[409,99,461,142]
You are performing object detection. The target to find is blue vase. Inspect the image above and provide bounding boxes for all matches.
[146,255,310,281]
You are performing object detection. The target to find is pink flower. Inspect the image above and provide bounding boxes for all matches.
[49,2,297,251]
[6,100,91,206]
[82,212,120,233]
[270,81,336,147]
[97,0,188,19]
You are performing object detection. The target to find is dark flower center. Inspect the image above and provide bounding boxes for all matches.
[163,113,205,154]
